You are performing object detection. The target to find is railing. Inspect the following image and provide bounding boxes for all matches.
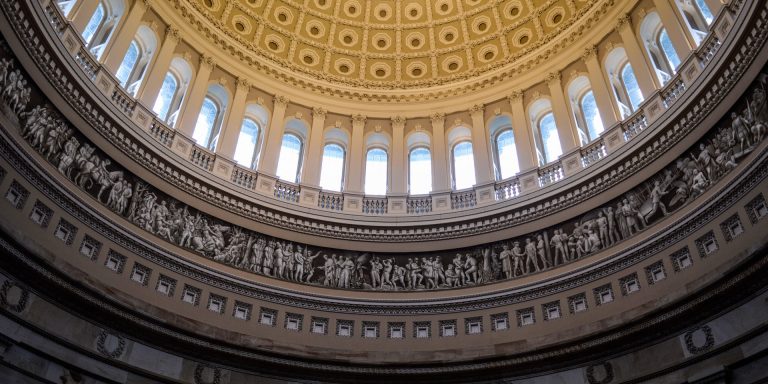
[318,191,344,211]
[580,138,607,168]
[149,120,175,147]
[231,165,258,190]
[495,177,520,200]
[661,76,686,108]
[274,180,300,203]
[407,196,433,214]
[622,111,648,141]
[450,190,476,210]
[538,161,564,187]
[189,146,215,171]
[362,197,388,215]
[34,0,738,217]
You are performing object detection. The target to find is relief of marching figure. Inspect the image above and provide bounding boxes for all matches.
[2,49,767,291]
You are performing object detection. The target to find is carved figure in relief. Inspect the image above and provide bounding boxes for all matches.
[262,239,275,276]
[339,256,355,288]
[620,198,643,236]
[117,181,132,215]
[499,243,513,279]
[250,237,266,273]
[302,249,321,283]
[464,253,479,285]
[392,264,407,289]
[524,238,539,274]
[293,245,305,281]
[57,136,79,175]
[434,256,446,287]
[536,234,549,269]
[731,112,753,153]
[644,180,670,222]
[322,254,336,286]
[274,242,286,278]
[452,254,465,286]
[445,265,460,287]
[510,241,525,277]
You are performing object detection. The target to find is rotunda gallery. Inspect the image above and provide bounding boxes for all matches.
[0,0,767,382]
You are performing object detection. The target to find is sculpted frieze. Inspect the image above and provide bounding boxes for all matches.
[2,44,767,292]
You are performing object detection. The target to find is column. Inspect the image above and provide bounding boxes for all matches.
[616,14,658,97]
[344,115,366,193]
[546,72,580,152]
[176,54,215,138]
[653,0,694,57]
[102,0,150,70]
[390,117,407,194]
[256,95,290,175]
[469,105,493,184]
[300,107,327,186]
[430,113,450,191]
[138,26,180,108]
[582,45,619,127]
[70,0,100,32]
[507,91,537,170]
[214,78,250,157]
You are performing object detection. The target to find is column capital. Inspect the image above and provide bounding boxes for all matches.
[352,114,367,125]
[312,107,327,118]
[430,112,445,125]
[165,25,180,42]
[615,13,632,32]
[200,54,216,69]
[391,116,406,126]
[581,44,598,62]
[545,71,562,86]
[273,95,290,108]
[236,78,251,91]
[507,90,524,103]
[469,104,484,116]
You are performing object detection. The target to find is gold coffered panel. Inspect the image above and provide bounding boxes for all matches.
[185,0,609,93]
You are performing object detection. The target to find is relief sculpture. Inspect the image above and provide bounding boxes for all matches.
[1,49,766,292]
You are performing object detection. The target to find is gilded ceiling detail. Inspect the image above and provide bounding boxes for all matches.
[170,0,613,100]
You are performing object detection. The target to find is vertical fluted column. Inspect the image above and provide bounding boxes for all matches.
[616,14,658,97]
[546,72,580,151]
[215,78,250,157]
[102,0,150,70]
[582,45,619,127]
[176,54,215,138]
[344,115,367,193]
[390,116,407,194]
[256,96,290,175]
[469,105,493,185]
[301,107,327,186]
[70,0,100,32]
[653,0,694,56]
[138,26,180,107]
[507,91,537,171]
[430,113,450,191]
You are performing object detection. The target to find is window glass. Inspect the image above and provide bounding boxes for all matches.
[319,144,345,191]
[496,130,519,179]
[580,91,604,140]
[659,29,681,70]
[452,141,476,190]
[364,148,388,195]
[82,3,105,45]
[57,0,75,16]
[192,97,218,147]
[233,118,260,168]
[539,113,562,163]
[275,134,302,183]
[153,73,178,121]
[621,63,644,111]
[409,147,432,195]
[115,41,139,87]
[695,0,714,24]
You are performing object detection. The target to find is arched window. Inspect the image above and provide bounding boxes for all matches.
[57,0,75,17]
[81,0,124,59]
[233,118,260,168]
[538,113,562,163]
[580,91,604,140]
[677,0,714,45]
[364,148,388,195]
[115,41,139,87]
[319,144,345,192]
[495,130,519,179]
[192,97,219,148]
[452,141,476,190]
[152,72,178,121]
[275,133,303,183]
[658,29,681,71]
[409,147,432,195]
[82,3,105,45]
[621,63,644,111]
